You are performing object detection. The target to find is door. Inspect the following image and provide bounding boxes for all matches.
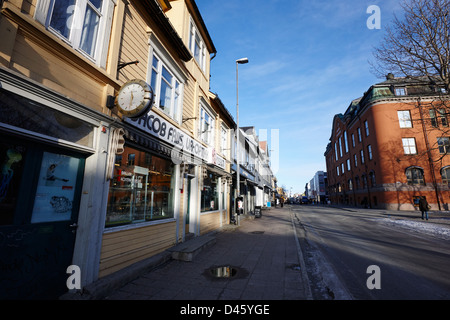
[0,135,85,299]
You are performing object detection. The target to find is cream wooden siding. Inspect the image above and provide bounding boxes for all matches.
[99,221,177,277]
[181,77,195,133]
[10,31,105,112]
[200,211,222,235]
[117,5,149,82]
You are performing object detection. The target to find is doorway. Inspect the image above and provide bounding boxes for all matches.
[0,135,85,299]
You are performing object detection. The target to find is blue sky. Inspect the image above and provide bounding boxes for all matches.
[196,0,402,195]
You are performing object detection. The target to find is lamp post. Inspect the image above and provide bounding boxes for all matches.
[236,57,248,210]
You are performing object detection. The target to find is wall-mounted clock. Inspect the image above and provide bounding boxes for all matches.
[115,79,154,118]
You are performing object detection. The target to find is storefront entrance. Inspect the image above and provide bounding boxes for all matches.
[0,135,85,299]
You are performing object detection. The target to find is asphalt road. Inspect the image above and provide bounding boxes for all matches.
[290,205,450,300]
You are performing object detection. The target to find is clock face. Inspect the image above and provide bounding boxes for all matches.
[116,80,153,117]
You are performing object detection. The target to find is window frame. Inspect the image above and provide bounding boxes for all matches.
[34,0,115,68]
[397,110,413,128]
[441,166,450,184]
[437,137,450,154]
[148,40,185,123]
[189,17,207,73]
[199,100,215,146]
[367,145,373,160]
[364,120,369,136]
[406,167,425,185]
[220,124,229,155]
[395,87,406,96]
[402,137,417,155]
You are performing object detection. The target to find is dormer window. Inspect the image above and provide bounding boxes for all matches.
[395,87,406,96]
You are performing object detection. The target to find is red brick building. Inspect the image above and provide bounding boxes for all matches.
[325,74,450,211]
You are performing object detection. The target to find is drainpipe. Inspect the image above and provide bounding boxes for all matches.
[417,98,442,210]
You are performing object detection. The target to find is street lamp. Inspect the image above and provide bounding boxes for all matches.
[236,57,248,203]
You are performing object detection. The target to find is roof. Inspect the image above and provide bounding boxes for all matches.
[327,74,449,144]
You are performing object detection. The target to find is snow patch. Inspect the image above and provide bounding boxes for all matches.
[382,218,450,240]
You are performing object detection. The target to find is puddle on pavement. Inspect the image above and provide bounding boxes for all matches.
[204,265,249,280]
[210,266,237,278]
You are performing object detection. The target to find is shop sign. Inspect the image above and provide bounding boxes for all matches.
[126,110,209,161]
[209,147,226,170]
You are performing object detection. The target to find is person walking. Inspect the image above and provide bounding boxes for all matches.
[418,196,429,220]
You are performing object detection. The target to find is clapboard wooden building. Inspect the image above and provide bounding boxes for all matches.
[0,0,237,299]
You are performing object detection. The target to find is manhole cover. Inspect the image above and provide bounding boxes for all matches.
[204,265,249,280]
[250,231,265,234]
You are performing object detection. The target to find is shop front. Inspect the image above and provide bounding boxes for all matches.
[0,70,110,299]
[199,156,231,234]
[99,126,181,277]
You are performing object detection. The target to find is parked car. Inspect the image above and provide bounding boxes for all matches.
[301,196,308,204]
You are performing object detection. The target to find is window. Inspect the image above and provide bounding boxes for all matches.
[364,120,369,136]
[347,158,351,171]
[398,110,412,128]
[348,179,353,191]
[437,137,450,154]
[441,166,450,184]
[201,170,219,212]
[360,149,365,164]
[341,163,344,174]
[189,18,207,72]
[439,109,448,127]
[220,125,228,155]
[337,166,340,176]
[357,128,362,142]
[367,145,373,160]
[344,131,349,153]
[339,137,343,157]
[200,102,215,145]
[362,174,367,188]
[34,0,115,67]
[395,87,406,96]
[355,176,360,189]
[334,142,338,161]
[406,167,425,185]
[369,171,376,187]
[0,136,85,226]
[106,146,176,227]
[150,53,183,121]
[402,138,417,155]
[354,154,358,167]
[351,133,355,148]
[430,109,438,127]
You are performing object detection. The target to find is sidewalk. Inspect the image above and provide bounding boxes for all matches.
[100,206,309,300]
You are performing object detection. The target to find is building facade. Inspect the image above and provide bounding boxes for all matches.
[0,0,260,299]
[325,74,450,211]
[308,171,327,204]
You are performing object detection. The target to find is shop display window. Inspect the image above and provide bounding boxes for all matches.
[201,171,219,212]
[0,137,85,225]
[0,141,27,225]
[106,145,175,227]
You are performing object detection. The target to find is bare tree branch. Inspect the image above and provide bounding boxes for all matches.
[371,0,450,91]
